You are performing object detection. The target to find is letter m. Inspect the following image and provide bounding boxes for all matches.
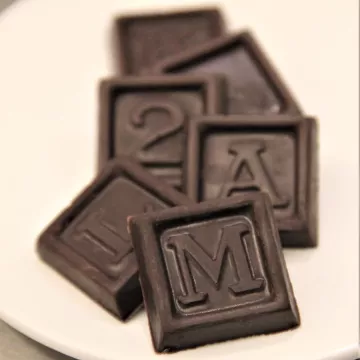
[165,221,264,307]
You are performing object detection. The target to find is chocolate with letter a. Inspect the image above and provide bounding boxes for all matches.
[185,114,318,247]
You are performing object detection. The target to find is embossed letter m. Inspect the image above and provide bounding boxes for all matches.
[166,221,264,307]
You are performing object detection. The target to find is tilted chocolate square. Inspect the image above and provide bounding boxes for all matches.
[37,157,192,320]
[154,31,302,115]
[186,115,318,247]
[98,75,226,190]
[129,193,300,352]
[115,8,225,74]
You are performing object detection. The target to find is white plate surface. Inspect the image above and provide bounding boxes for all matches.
[0,0,358,359]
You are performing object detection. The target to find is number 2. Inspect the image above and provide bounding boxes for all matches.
[130,100,185,160]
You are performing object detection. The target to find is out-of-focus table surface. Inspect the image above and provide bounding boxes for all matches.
[0,0,12,12]
[0,320,73,360]
[0,4,66,360]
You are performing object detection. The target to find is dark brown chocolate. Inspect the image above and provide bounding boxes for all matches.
[115,8,225,74]
[37,157,192,320]
[185,114,318,247]
[154,31,301,115]
[98,75,226,190]
[129,192,300,352]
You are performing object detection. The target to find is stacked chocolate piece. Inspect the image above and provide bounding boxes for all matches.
[37,7,318,353]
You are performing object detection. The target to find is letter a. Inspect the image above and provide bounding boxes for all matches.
[219,141,288,208]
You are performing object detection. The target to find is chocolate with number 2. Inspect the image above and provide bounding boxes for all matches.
[129,192,300,352]
[98,75,226,190]
[37,157,192,320]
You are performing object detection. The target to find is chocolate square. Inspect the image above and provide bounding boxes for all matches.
[186,115,318,247]
[129,193,300,352]
[37,157,192,320]
[115,8,225,74]
[98,75,226,190]
[154,31,302,114]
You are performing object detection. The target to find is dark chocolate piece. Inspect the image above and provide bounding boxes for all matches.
[115,8,225,74]
[154,31,301,114]
[186,114,318,247]
[98,75,226,190]
[37,157,192,320]
[129,192,300,352]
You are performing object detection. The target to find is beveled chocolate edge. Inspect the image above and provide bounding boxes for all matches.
[153,30,302,115]
[38,233,134,318]
[129,192,300,351]
[263,194,300,324]
[37,157,193,319]
[97,74,228,171]
[287,116,318,247]
[115,7,226,75]
[305,117,318,246]
[185,114,318,247]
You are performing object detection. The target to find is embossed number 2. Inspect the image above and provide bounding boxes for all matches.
[130,100,185,162]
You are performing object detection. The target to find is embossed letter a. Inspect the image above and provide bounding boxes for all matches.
[219,141,288,208]
[166,221,264,307]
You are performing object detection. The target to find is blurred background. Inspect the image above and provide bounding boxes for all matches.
[0,0,65,358]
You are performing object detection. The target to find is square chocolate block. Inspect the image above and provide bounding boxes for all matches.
[37,157,192,320]
[115,8,225,74]
[129,193,300,352]
[98,75,226,190]
[154,31,302,115]
[186,115,318,247]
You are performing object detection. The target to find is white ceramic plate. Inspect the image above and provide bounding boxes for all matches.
[0,0,358,359]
